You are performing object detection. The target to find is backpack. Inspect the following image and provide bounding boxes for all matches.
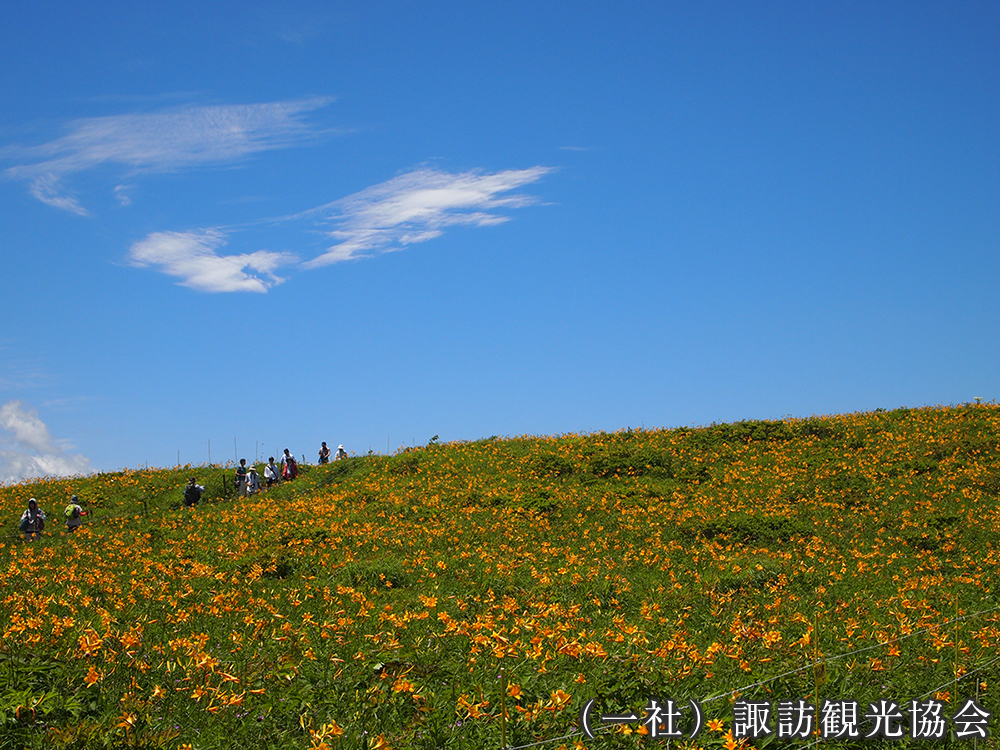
[184,484,201,505]
[65,504,80,519]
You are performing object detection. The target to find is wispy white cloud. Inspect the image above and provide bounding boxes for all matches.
[124,166,551,292]
[274,16,330,45]
[301,166,552,268]
[3,96,552,291]
[114,184,133,206]
[0,350,54,390]
[128,230,296,293]
[41,395,101,411]
[27,173,89,215]
[0,400,91,484]
[3,97,334,213]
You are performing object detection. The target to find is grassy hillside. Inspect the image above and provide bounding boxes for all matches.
[1,405,999,749]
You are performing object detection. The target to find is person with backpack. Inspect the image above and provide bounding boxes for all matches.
[336,444,348,460]
[264,457,281,487]
[19,498,46,541]
[281,448,298,480]
[64,495,86,532]
[184,477,204,507]
[246,465,260,495]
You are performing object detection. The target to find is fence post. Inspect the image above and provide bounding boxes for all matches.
[813,608,824,750]
[500,666,508,749]
[954,598,960,702]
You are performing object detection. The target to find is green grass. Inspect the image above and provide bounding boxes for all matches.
[0,404,998,749]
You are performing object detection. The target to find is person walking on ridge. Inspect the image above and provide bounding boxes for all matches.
[282,448,298,480]
[236,458,248,497]
[265,457,281,487]
[19,498,46,542]
[247,465,260,494]
[64,495,86,531]
[184,477,205,507]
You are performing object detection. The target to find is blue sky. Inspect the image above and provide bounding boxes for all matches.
[1,1,997,480]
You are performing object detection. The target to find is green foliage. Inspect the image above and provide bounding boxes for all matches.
[338,560,408,589]
[589,446,672,479]
[532,453,575,478]
[389,452,421,475]
[680,513,809,544]
[1,405,999,749]
[314,456,369,486]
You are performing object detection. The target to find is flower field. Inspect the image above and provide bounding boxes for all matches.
[1,405,999,749]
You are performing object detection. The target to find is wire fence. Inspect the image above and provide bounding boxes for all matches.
[502,603,1000,750]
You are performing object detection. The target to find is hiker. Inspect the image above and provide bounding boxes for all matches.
[281,449,298,480]
[336,444,348,460]
[235,458,248,497]
[264,457,281,487]
[184,477,205,507]
[246,465,260,495]
[319,442,331,464]
[19,498,46,541]
[64,495,86,532]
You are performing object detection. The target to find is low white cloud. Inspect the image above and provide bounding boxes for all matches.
[0,400,55,452]
[129,230,296,293]
[302,166,552,268]
[0,400,91,484]
[3,97,333,213]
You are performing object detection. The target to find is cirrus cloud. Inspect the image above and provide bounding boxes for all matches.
[3,98,552,292]
[125,165,551,292]
[301,166,553,268]
[2,97,334,214]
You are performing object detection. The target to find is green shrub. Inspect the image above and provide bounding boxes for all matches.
[681,513,809,544]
